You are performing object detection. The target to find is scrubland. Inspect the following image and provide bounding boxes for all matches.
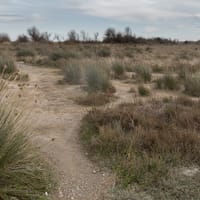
[1,41,200,199]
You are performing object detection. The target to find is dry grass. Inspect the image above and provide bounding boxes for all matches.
[81,98,200,198]
[76,93,115,106]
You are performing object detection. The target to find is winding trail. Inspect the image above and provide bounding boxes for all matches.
[14,63,121,200]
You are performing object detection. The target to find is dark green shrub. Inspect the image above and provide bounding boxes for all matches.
[138,85,151,96]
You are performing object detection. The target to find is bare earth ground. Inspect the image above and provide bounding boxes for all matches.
[12,63,135,200]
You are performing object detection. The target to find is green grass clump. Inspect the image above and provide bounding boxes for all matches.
[184,76,200,97]
[138,85,151,96]
[0,82,53,200]
[85,65,114,93]
[64,63,82,84]
[156,74,180,90]
[112,62,125,79]
[135,66,152,83]
[0,56,16,74]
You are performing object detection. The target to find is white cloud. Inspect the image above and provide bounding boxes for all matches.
[63,0,200,21]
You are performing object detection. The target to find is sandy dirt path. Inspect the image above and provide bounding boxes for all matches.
[13,63,117,200]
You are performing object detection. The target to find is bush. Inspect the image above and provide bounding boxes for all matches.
[151,65,164,73]
[184,76,200,97]
[85,65,114,93]
[0,81,53,200]
[64,63,82,84]
[16,48,36,57]
[138,85,151,96]
[97,47,111,57]
[135,66,152,82]
[50,50,80,61]
[16,34,29,43]
[156,75,180,90]
[112,62,125,79]
[0,33,10,43]
[0,56,16,74]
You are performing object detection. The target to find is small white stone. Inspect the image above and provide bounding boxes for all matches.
[45,192,48,196]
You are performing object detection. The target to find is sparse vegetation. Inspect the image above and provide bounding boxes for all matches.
[81,99,200,198]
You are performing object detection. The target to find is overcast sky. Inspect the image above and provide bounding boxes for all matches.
[1,0,200,40]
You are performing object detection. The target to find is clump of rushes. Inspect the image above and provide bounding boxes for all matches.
[64,63,82,84]
[0,81,53,200]
[85,65,115,93]
[138,85,151,96]
[0,55,17,74]
[112,62,125,79]
[135,66,152,83]
[156,74,180,90]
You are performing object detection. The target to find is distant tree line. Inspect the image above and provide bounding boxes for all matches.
[0,26,197,44]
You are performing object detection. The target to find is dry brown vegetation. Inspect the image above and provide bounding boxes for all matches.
[1,41,200,199]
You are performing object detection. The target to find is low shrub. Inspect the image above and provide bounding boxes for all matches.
[184,76,200,97]
[16,48,36,57]
[64,63,82,84]
[0,56,17,74]
[135,66,152,83]
[112,62,125,79]
[151,65,164,73]
[0,33,10,43]
[85,65,114,93]
[97,47,111,57]
[138,85,151,96]
[156,74,180,90]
